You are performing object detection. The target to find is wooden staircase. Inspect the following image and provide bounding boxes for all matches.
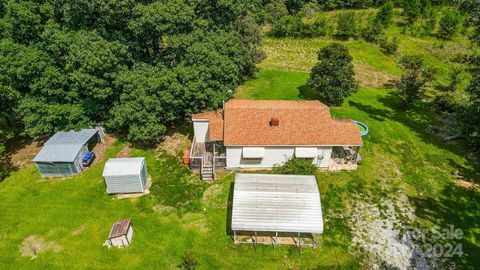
[201,152,214,180]
[201,165,214,180]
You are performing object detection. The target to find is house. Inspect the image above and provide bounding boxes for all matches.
[232,173,323,249]
[33,128,104,177]
[102,158,148,194]
[107,218,133,247]
[190,99,363,180]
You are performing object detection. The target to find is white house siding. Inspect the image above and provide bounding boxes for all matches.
[193,120,209,143]
[317,147,332,168]
[226,146,333,169]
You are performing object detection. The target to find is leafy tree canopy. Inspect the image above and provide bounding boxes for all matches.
[0,0,264,146]
[307,43,357,106]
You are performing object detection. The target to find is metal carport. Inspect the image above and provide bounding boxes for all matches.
[231,173,323,250]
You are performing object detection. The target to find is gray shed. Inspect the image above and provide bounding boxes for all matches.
[102,158,148,194]
[33,128,103,177]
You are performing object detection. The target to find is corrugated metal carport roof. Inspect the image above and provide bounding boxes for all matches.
[232,174,323,234]
[33,129,99,162]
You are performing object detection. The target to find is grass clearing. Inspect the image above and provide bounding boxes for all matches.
[1,15,480,269]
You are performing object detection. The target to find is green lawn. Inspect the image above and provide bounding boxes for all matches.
[1,20,480,269]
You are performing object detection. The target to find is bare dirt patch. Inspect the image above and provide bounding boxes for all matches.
[152,204,176,214]
[71,224,86,236]
[91,134,116,165]
[116,144,132,158]
[19,235,62,259]
[9,141,42,169]
[454,180,479,191]
[346,192,451,270]
[354,62,398,88]
[157,133,190,157]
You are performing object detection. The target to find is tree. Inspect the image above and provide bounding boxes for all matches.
[447,66,463,92]
[376,0,394,27]
[0,0,264,145]
[335,11,357,40]
[307,43,357,106]
[361,17,384,43]
[438,9,461,40]
[460,60,480,154]
[270,15,305,37]
[264,0,288,23]
[403,0,422,24]
[396,56,433,107]
[379,35,399,55]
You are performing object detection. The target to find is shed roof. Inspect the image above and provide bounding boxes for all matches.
[103,158,145,177]
[231,173,323,234]
[109,218,131,238]
[33,144,85,162]
[33,129,99,163]
[45,129,99,145]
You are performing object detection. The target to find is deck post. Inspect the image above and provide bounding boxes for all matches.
[233,230,236,244]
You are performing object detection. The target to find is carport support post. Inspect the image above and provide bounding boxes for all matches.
[297,232,301,254]
[273,232,278,251]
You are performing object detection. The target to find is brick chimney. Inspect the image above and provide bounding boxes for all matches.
[270,117,279,127]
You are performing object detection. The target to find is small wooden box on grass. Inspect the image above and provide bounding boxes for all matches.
[106,218,133,248]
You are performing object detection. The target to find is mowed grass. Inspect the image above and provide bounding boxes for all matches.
[1,20,479,269]
[0,140,357,269]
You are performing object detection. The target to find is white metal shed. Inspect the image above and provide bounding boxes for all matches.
[231,173,323,248]
[102,158,148,194]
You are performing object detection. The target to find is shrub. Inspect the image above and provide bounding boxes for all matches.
[270,15,305,37]
[433,93,458,113]
[403,0,422,24]
[376,0,394,27]
[307,43,357,106]
[298,2,321,19]
[422,16,437,36]
[361,18,384,43]
[379,35,399,55]
[438,9,461,40]
[335,11,357,40]
[180,251,198,270]
[264,1,289,24]
[273,158,317,175]
[308,17,329,37]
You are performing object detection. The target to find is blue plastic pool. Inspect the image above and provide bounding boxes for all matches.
[353,120,369,136]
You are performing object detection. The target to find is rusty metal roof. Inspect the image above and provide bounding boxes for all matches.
[108,218,131,238]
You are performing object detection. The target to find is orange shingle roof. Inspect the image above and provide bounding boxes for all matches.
[192,110,224,141]
[193,99,363,146]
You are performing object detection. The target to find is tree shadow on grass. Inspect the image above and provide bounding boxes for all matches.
[298,84,319,100]
[347,100,392,122]
[225,181,234,237]
[409,183,480,269]
[377,91,468,157]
